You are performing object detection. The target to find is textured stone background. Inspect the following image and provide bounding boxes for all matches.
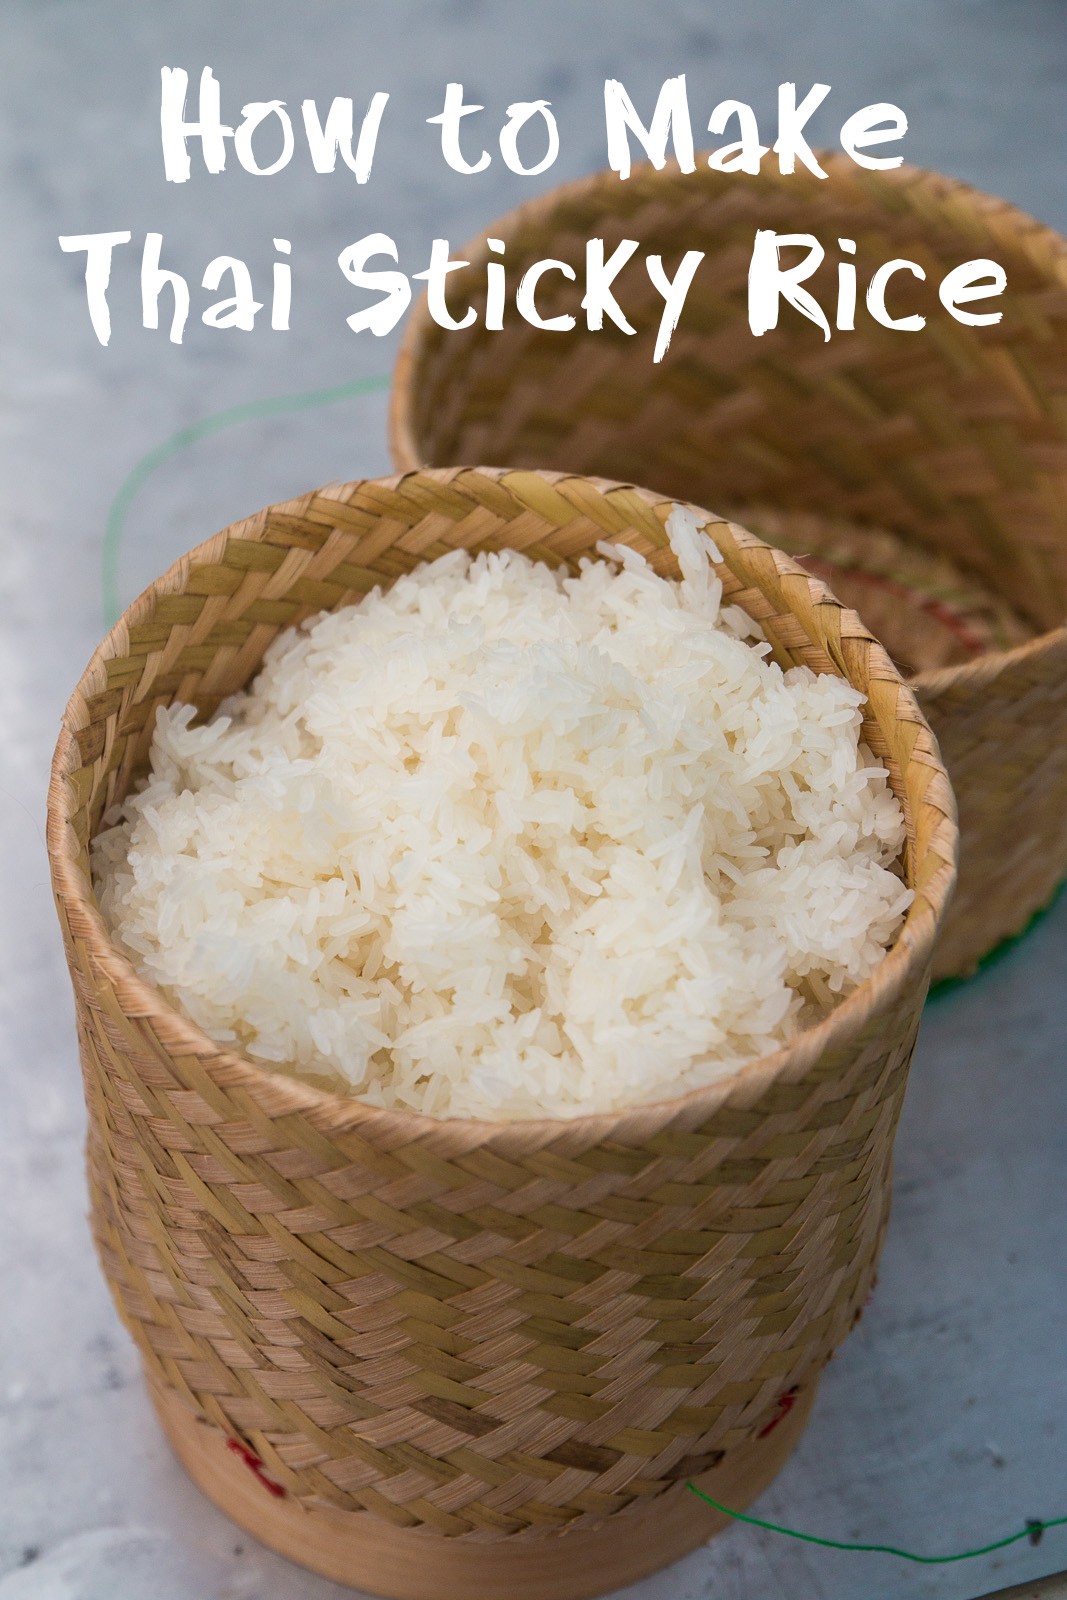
[2,3,1066,1596]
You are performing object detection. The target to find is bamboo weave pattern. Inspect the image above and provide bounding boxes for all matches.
[48,469,955,1541]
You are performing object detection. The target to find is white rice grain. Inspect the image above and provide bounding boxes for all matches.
[93,507,912,1119]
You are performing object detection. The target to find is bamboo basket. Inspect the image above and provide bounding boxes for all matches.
[390,157,1067,981]
[48,468,956,1599]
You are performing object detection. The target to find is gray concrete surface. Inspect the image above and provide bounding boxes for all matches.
[1,3,1066,1597]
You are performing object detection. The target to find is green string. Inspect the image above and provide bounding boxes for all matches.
[100,372,391,628]
[687,1482,1067,1566]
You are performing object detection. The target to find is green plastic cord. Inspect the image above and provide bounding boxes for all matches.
[100,373,391,628]
[687,1482,1067,1566]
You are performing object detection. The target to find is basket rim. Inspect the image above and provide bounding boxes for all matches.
[388,152,1067,686]
[47,465,957,1148]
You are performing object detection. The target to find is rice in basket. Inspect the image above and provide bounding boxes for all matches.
[93,507,912,1120]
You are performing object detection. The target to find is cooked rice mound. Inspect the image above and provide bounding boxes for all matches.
[93,508,912,1120]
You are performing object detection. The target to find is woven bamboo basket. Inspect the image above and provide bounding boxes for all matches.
[48,467,956,1599]
[390,156,1067,982]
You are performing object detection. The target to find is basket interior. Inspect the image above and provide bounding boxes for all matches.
[731,507,1036,676]
[400,161,1067,639]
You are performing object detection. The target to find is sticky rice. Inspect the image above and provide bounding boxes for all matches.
[93,507,911,1119]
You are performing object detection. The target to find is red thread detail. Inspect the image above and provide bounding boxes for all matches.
[225,1437,287,1498]
[797,556,990,658]
[758,1387,800,1439]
